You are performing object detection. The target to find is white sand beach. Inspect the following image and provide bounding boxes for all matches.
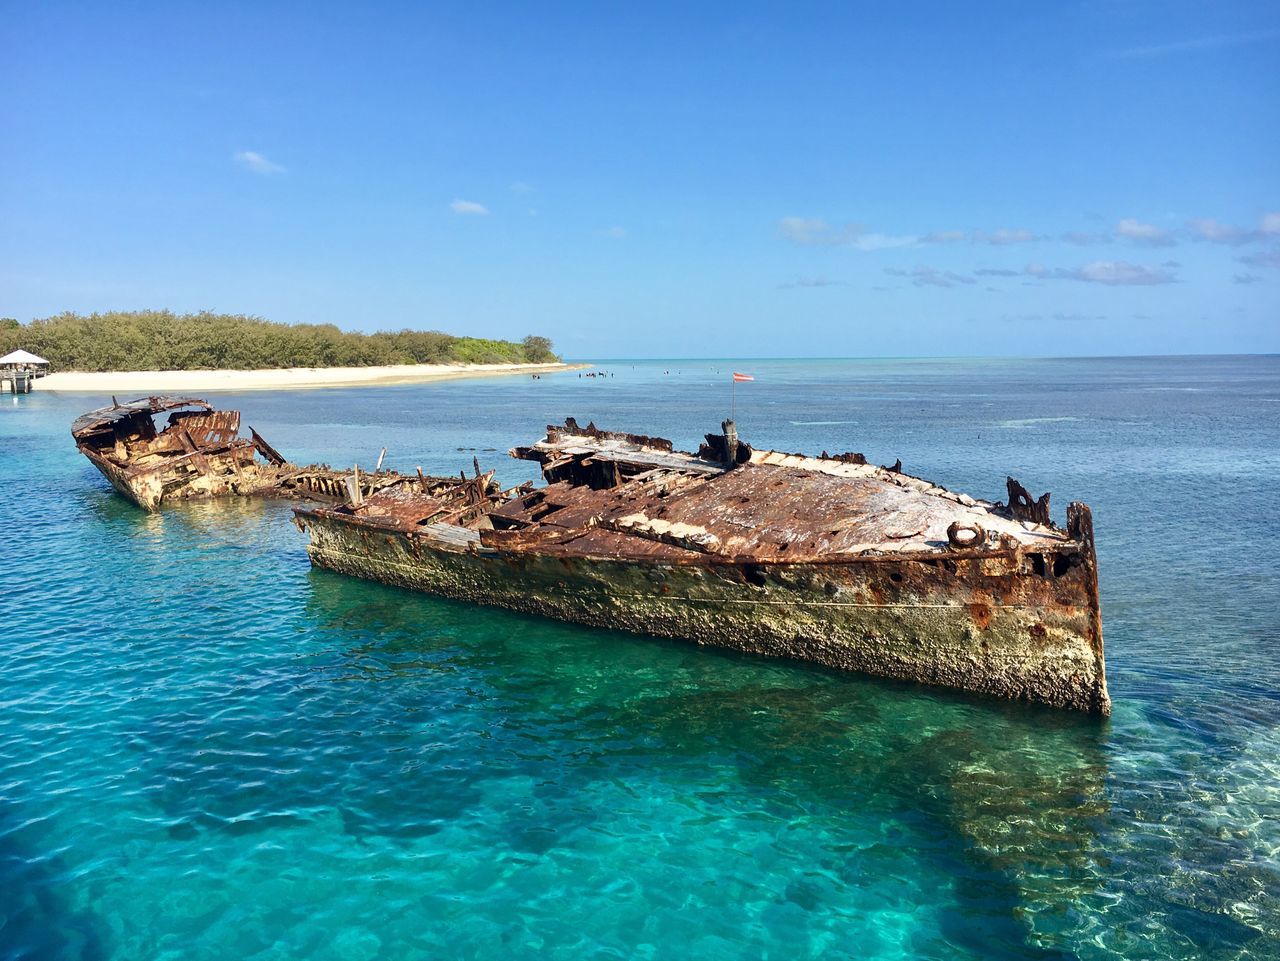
[38,361,586,393]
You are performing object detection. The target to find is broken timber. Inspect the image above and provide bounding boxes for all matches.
[295,418,1110,714]
[70,396,424,512]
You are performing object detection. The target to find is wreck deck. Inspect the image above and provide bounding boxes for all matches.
[493,426,1072,564]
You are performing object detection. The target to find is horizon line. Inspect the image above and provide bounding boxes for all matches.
[569,352,1280,362]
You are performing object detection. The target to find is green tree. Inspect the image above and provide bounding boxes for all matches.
[521,335,556,363]
[0,311,560,371]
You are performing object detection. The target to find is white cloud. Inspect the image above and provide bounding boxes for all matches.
[885,266,976,288]
[854,232,916,251]
[1064,261,1177,285]
[450,199,489,216]
[233,150,285,175]
[778,216,845,245]
[600,226,627,239]
[1116,218,1175,246]
[1189,218,1254,245]
[977,229,1042,245]
[779,220,1050,250]
[1110,29,1280,60]
[777,217,914,249]
[975,261,1178,285]
[778,276,842,289]
[1190,212,1280,245]
[1238,249,1280,271]
[779,212,1276,258]
[1061,230,1108,245]
[1051,312,1107,323]
[509,182,535,194]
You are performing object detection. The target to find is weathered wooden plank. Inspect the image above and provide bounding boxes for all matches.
[420,522,482,545]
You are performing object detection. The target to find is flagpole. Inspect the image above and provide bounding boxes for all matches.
[731,375,736,422]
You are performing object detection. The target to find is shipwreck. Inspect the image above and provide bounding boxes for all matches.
[294,418,1109,714]
[71,395,407,512]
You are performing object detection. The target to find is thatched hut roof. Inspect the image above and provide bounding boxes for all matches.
[0,349,49,365]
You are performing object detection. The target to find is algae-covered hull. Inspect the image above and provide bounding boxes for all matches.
[295,420,1109,714]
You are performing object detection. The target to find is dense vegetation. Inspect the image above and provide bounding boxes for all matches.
[0,311,558,371]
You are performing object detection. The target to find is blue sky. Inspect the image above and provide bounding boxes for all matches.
[2,1,1277,357]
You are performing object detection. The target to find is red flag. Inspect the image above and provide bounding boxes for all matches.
[732,372,754,382]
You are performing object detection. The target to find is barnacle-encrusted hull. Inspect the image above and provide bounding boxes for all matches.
[301,518,1107,712]
[296,420,1109,714]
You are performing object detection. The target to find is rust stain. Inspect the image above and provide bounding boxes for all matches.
[968,603,993,631]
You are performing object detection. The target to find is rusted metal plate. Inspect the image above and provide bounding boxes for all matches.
[70,396,212,437]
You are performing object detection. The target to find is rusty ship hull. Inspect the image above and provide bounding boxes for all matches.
[295,420,1109,714]
[71,396,402,511]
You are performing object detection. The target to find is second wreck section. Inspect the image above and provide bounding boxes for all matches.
[295,419,1109,714]
[71,396,403,511]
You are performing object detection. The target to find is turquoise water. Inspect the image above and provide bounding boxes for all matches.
[2,357,1277,960]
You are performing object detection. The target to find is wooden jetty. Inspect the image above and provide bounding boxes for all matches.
[1,350,49,393]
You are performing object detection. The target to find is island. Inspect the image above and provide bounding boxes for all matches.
[0,311,580,391]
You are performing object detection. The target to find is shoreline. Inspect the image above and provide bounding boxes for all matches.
[37,361,588,393]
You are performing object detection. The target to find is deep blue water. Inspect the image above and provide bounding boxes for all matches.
[1,356,1277,960]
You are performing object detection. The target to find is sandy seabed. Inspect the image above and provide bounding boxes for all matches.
[37,362,585,393]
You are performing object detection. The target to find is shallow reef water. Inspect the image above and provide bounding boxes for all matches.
[1,356,1277,960]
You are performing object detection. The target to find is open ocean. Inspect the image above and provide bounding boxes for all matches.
[1,356,1277,961]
